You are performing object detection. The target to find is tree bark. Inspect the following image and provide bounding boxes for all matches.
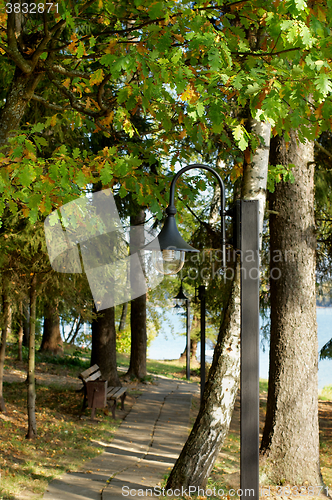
[166,119,270,489]
[17,301,24,361]
[22,300,30,348]
[118,302,128,332]
[0,68,43,148]
[127,209,147,380]
[26,273,37,439]
[180,338,198,361]
[91,306,120,386]
[0,289,10,412]
[242,119,271,248]
[260,131,322,485]
[167,259,240,488]
[40,306,63,355]
[67,316,83,345]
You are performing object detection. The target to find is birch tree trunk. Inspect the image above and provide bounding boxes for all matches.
[26,273,37,439]
[242,119,271,248]
[260,131,322,485]
[166,119,270,488]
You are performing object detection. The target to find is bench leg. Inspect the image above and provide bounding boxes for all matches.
[79,392,88,419]
[120,392,126,411]
[91,405,97,420]
[111,399,116,419]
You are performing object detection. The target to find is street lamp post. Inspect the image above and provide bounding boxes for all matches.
[143,164,260,500]
[198,284,206,402]
[173,281,191,381]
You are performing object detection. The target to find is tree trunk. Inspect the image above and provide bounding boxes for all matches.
[40,306,63,355]
[167,259,240,488]
[91,306,120,386]
[0,289,10,412]
[166,119,270,489]
[118,302,128,332]
[242,119,271,248]
[22,300,30,348]
[127,209,147,380]
[260,131,322,485]
[26,273,37,439]
[17,301,24,362]
[67,316,83,345]
[0,68,43,148]
[179,339,197,361]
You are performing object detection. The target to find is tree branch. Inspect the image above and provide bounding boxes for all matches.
[315,141,332,160]
[31,94,67,111]
[6,13,32,74]
[232,47,302,57]
[45,68,107,118]
[48,64,91,79]
[97,74,113,111]
[178,195,220,239]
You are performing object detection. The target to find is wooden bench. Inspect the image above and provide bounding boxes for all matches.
[78,364,127,420]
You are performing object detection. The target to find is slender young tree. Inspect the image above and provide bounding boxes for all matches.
[26,273,37,439]
[0,284,10,412]
[166,119,270,488]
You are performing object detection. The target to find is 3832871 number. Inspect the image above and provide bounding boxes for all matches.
[5,3,59,13]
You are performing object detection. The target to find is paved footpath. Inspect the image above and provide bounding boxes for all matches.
[43,377,199,500]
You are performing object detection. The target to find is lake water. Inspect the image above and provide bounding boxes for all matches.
[148,307,332,390]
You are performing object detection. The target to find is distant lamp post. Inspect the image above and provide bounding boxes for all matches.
[173,281,191,380]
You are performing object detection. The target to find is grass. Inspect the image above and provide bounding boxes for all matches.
[118,351,201,380]
[0,380,120,500]
[319,385,332,401]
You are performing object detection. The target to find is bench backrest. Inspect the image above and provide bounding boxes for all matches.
[79,364,102,383]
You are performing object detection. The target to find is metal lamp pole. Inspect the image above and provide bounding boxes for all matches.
[198,284,206,402]
[174,281,191,381]
[143,164,260,500]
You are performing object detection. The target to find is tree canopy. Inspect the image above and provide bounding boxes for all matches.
[1,0,332,225]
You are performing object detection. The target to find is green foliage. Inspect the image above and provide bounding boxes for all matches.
[267,164,295,193]
[1,0,332,223]
[116,328,131,354]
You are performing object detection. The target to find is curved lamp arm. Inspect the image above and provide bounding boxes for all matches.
[166,163,226,268]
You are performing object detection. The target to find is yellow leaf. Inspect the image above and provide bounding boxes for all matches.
[63,78,71,89]
[39,197,46,214]
[50,115,57,127]
[316,5,326,22]
[85,97,92,110]
[137,42,147,55]
[89,69,104,86]
[174,34,185,43]
[67,33,78,54]
[105,39,117,54]
[100,112,114,126]
[180,83,199,104]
